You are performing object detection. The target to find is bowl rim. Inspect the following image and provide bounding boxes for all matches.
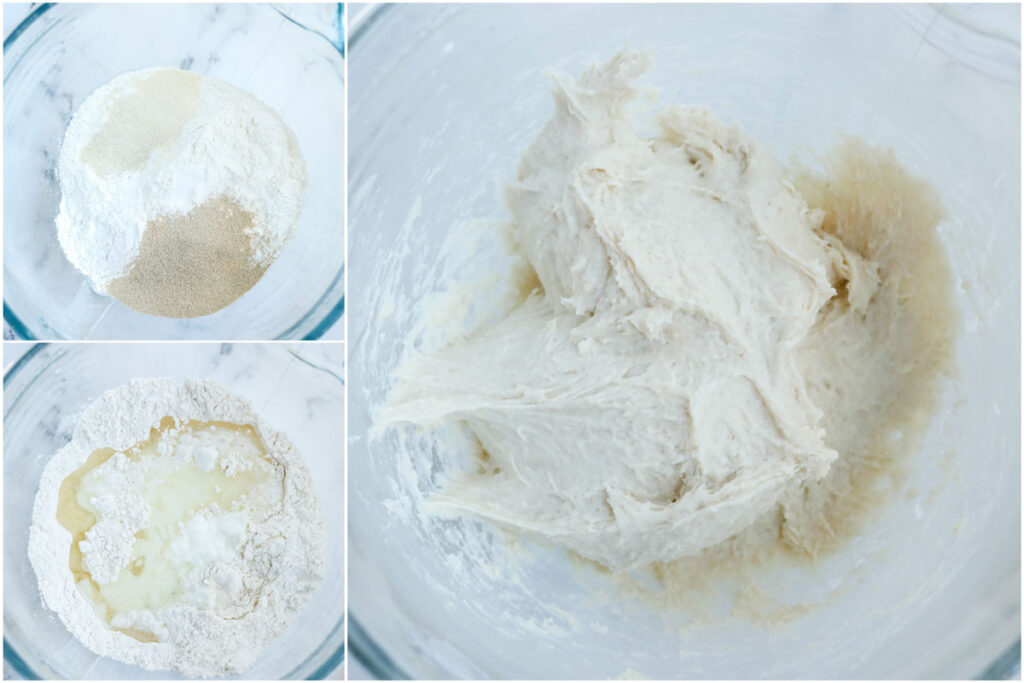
[1,3,346,341]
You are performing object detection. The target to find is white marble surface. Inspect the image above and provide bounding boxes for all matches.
[2,2,32,35]
[3,341,33,368]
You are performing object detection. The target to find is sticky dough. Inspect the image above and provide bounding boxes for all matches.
[381,52,953,572]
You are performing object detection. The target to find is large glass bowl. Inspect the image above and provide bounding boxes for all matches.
[3,342,345,679]
[3,3,345,340]
[348,4,1020,679]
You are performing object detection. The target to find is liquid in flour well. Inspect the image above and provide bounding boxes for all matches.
[30,378,325,677]
[56,417,280,642]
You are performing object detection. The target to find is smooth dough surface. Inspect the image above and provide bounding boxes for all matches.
[381,52,954,572]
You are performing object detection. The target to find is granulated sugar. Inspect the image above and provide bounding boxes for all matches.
[56,68,307,318]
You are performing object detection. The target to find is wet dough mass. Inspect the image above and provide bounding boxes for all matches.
[381,52,954,571]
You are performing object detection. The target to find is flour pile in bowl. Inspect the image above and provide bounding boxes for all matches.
[55,68,306,318]
[27,378,325,677]
[379,51,956,573]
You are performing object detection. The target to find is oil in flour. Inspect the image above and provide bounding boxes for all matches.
[57,417,280,641]
[28,378,325,677]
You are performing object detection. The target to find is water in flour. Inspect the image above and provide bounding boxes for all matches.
[56,68,306,318]
[28,379,325,677]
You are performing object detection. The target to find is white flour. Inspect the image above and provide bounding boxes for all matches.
[27,379,325,677]
[55,68,306,293]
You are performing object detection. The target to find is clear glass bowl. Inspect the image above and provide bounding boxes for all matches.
[348,4,1020,679]
[4,342,345,679]
[3,4,345,340]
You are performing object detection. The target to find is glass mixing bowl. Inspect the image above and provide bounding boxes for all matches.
[3,3,345,340]
[4,342,345,679]
[348,4,1020,679]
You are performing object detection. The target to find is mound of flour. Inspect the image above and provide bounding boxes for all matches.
[55,68,307,318]
[27,379,325,677]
